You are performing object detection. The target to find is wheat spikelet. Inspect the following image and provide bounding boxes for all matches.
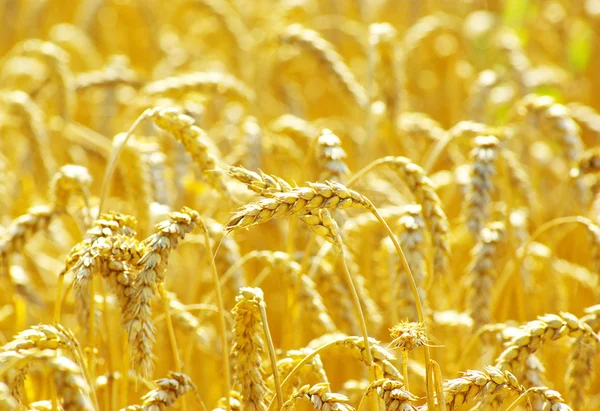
[225,181,371,232]
[125,207,201,377]
[281,383,354,410]
[231,287,271,411]
[316,129,349,182]
[0,90,56,179]
[147,107,228,195]
[366,379,418,411]
[420,366,523,410]
[468,221,505,330]
[465,135,499,237]
[226,165,292,195]
[124,371,196,411]
[280,24,368,109]
[6,39,75,121]
[495,312,600,374]
[142,72,253,103]
[300,209,342,248]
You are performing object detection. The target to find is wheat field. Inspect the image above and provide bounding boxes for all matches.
[0,0,599,410]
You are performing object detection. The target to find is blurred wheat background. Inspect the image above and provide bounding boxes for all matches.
[1,0,600,410]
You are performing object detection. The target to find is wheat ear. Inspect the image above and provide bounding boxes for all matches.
[141,72,253,103]
[359,379,418,411]
[228,181,432,406]
[0,90,56,179]
[0,349,94,410]
[123,372,196,411]
[231,287,280,410]
[280,24,368,108]
[282,383,354,411]
[5,39,75,121]
[468,222,505,330]
[347,156,450,277]
[495,312,600,374]
[125,207,201,377]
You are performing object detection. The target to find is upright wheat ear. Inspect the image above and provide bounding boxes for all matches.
[468,222,505,330]
[231,288,272,411]
[465,135,499,238]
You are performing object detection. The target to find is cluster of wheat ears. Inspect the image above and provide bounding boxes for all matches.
[2,0,600,410]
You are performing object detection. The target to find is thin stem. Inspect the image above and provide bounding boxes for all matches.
[340,245,380,411]
[505,387,536,411]
[258,300,284,410]
[51,383,58,411]
[367,201,433,408]
[402,351,410,392]
[431,360,446,411]
[54,275,64,323]
[339,246,373,366]
[159,286,183,371]
[346,157,387,187]
[266,339,339,411]
[98,108,152,217]
[120,335,129,408]
[158,284,186,411]
[88,275,96,389]
[201,225,231,411]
